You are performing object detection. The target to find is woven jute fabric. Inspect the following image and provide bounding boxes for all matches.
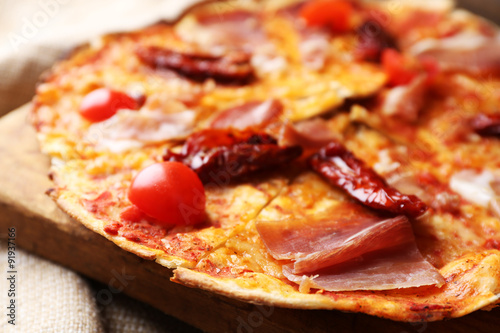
[0,1,201,332]
[0,242,105,333]
[0,0,199,117]
[0,242,199,333]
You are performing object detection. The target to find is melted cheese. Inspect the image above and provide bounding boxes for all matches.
[450,170,498,207]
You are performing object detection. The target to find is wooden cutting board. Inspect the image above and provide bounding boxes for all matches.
[1,105,499,333]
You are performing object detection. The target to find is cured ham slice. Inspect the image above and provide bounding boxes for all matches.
[210,99,283,130]
[275,2,331,70]
[282,244,444,292]
[409,32,500,73]
[87,103,195,152]
[176,10,266,52]
[381,74,427,123]
[298,28,331,71]
[176,9,288,77]
[256,202,444,291]
[275,118,339,151]
[257,203,402,272]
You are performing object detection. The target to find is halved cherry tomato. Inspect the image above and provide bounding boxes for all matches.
[382,49,440,87]
[381,48,419,86]
[300,0,354,34]
[80,88,138,122]
[420,56,440,85]
[128,162,206,226]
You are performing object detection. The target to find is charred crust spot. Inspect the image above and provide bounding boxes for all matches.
[410,303,453,312]
[45,187,56,196]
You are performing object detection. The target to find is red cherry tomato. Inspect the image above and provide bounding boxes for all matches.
[420,56,440,85]
[381,49,440,87]
[128,162,206,226]
[80,88,138,122]
[300,0,354,33]
[381,48,419,86]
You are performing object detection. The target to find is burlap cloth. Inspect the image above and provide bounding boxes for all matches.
[0,1,202,332]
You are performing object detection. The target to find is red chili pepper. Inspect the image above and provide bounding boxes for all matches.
[309,142,428,218]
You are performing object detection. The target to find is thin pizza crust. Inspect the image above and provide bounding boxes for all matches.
[174,249,500,321]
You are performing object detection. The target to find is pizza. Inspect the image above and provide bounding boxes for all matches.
[30,0,500,322]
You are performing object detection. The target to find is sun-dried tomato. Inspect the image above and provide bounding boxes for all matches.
[471,114,500,137]
[164,129,302,184]
[355,20,398,62]
[136,46,254,85]
[309,142,427,217]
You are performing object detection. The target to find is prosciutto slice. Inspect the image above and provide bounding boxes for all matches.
[274,2,331,70]
[210,99,283,130]
[87,103,195,152]
[282,244,444,291]
[275,118,338,151]
[176,9,289,77]
[381,74,428,123]
[298,28,331,71]
[256,202,444,291]
[177,10,266,52]
[409,32,500,73]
